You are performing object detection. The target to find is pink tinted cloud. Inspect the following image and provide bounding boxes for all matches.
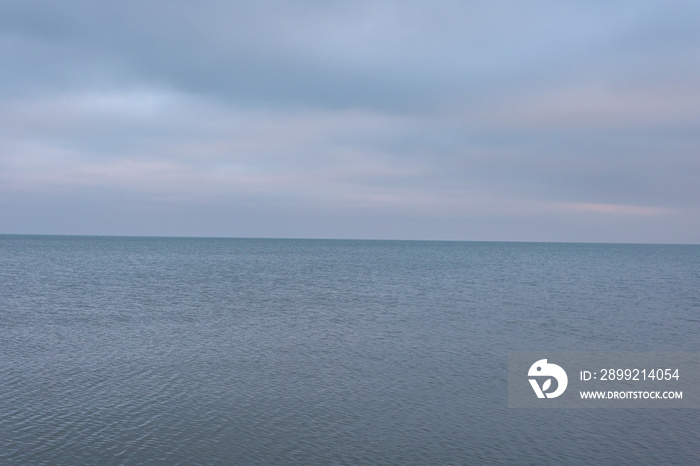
[554,202,672,216]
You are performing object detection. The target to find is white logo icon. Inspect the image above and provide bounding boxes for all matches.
[528,359,568,399]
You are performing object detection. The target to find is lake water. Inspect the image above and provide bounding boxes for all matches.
[1,236,699,464]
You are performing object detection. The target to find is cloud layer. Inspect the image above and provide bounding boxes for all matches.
[1,1,699,242]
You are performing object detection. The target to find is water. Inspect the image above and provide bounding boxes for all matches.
[1,236,699,464]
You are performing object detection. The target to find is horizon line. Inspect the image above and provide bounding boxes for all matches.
[1,233,697,246]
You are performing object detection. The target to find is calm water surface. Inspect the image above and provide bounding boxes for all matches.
[1,236,699,464]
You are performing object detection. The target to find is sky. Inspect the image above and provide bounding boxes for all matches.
[1,1,699,243]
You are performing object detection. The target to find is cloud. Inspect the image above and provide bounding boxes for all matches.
[0,1,699,241]
[452,82,700,131]
[3,1,697,109]
[552,202,673,216]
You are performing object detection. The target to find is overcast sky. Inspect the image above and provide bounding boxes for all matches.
[1,1,699,242]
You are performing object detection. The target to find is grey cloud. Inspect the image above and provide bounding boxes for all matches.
[1,1,699,242]
[4,1,698,109]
